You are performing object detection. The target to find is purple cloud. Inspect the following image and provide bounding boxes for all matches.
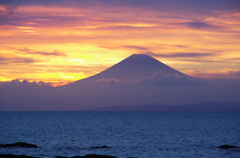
[173,21,222,30]
[0,79,52,89]
[0,55,39,64]
[26,50,67,57]
[146,51,214,58]
[123,45,149,50]
[5,47,67,57]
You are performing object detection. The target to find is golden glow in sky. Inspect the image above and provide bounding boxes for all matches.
[0,0,240,86]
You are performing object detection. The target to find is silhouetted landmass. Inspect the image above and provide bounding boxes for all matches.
[0,154,38,158]
[84,103,174,111]
[0,142,37,148]
[83,101,240,112]
[176,101,240,112]
[218,145,238,149]
[1,54,240,111]
[90,145,111,149]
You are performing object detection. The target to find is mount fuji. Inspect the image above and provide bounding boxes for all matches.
[64,54,202,87]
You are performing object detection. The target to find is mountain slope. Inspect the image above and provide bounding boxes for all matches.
[66,54,192,86]
[89,54,186,80]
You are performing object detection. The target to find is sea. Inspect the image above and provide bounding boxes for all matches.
[0,111,240,158]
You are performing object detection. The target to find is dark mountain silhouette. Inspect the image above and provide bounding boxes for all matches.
[174,101,240,112]
[82,103,174,111]
[83,101,240,112]
[64,54,197,87]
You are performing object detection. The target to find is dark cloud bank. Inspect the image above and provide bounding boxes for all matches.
[1,0,239,11]
[1,54,239,111]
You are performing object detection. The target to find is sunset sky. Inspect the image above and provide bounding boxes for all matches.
[1,0,240,86]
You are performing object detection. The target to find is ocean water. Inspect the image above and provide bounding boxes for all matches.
[0,111,240,158]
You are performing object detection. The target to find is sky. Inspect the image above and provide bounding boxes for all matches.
[1,0,240,86]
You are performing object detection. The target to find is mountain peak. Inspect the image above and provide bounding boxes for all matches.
[122,54,160,65]
[114,54,160,67]
[124,53,157,61]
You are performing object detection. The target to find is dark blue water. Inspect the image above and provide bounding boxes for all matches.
[0,112,240,158]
